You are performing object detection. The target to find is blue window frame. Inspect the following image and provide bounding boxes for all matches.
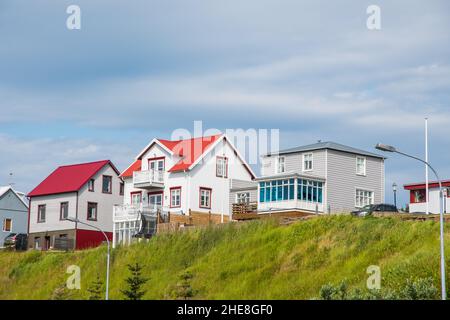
[297,179,323,203]
[259,179,295,202]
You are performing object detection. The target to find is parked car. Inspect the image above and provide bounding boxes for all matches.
[351,204,398,217]
[3,233,28,251]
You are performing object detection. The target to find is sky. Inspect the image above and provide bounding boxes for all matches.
[1,0,450,208]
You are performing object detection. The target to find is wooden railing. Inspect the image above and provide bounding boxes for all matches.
[232,202,258,215]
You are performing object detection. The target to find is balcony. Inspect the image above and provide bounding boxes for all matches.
[133,169,165,189]
[113,204,160,221]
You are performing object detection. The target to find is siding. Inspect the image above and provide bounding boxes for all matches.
[326,150,384,213]
[229,179,258,213]
[261,150,327,177]
[0,189,28,246]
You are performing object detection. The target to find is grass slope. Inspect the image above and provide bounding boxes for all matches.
[0,215,449,300]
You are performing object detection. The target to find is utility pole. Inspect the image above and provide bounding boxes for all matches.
[425,118,429,215]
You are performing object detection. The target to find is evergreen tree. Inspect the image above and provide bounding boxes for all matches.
[173,270,195,300]
[121,263,148,300]
[51,284,73,300]
[87,274,104,300]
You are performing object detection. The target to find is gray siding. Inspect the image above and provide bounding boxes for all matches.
[326,150,384,213]
[0,189,28,246]
[229,179,257,213]
[261,150,327,177]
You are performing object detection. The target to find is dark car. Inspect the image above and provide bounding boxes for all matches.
[351,204,398,217]
[3,233,28,251]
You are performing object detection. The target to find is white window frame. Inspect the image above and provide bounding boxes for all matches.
[277,156,286,174]
[216,156,228,178]
[355,188,374,208]
[356,156,367,176]
[303,153,313,172]
[37,205,46,223]
[170,187,181,208]
[236,192,251,204]
[199,188,212,209]
[2,218,12,232]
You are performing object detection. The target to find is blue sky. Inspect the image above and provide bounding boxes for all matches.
[1,0,450,208]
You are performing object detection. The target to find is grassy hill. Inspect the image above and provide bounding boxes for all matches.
[0,215,449,300]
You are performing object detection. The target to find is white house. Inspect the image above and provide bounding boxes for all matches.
[404,180,450,214]
[28,160,123,250]
[113,134,255,247]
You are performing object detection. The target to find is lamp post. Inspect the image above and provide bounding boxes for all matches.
[392,182,398,208]
[67,217,110,300]
[375,143,447,300]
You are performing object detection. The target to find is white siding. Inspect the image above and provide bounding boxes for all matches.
[29,164,123,234]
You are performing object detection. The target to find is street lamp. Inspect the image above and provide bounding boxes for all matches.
[375,143,447,300]
[66,217,110,300]
[392,182,398,209]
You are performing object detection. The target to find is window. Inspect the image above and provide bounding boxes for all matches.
[102,175,112,194]
[120,182,124,196]
[356,157,366,176]
[297,179,324,203]
[37,205,46,223]
[236,192,251,204]
[199,187,212,209]
[88,179,95,192]
[411,189,426,203]
[131,192,142,206]
[60,202,69,220]
[2,218,12,232]
[303,153,313,171]
[259,179,295,203]
[170,187,181,208]
[277,157,285,173]
[149,158,165,171]
[87,202,98,221]
[216,156,228,178]
[356,189,374,208]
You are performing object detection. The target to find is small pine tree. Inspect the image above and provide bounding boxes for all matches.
[87,275,104,300]
[173,270,195,300]
[51,284,73,300]
[121,263,148,300]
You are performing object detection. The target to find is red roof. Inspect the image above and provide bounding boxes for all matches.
[163,135,222,172]
[28,160,118,197]
[120,160,142,178]
[404,180,450,191]
[121,135,222,177]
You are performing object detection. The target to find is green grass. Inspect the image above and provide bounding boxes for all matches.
[1,215,449,300]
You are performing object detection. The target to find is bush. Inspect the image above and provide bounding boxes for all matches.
[319,277,439,300]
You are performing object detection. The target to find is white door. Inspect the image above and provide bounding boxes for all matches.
[148,193,163,211]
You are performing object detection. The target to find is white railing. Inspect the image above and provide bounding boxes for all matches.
[113,204,161,220]
[133,169,164,186]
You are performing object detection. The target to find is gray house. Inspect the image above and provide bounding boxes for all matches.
[230,142,385,214]
[0,186,29,247]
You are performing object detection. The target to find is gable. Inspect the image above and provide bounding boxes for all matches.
[28,160,120,197]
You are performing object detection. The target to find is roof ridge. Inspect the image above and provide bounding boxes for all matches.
[157,134,222,143]
[57,159,110,168]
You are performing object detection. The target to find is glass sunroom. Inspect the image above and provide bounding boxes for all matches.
[256,174,325,213]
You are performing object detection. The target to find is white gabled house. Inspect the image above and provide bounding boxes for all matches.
[114,134,255,247]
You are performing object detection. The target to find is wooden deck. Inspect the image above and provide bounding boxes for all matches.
[232,210,316,221]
